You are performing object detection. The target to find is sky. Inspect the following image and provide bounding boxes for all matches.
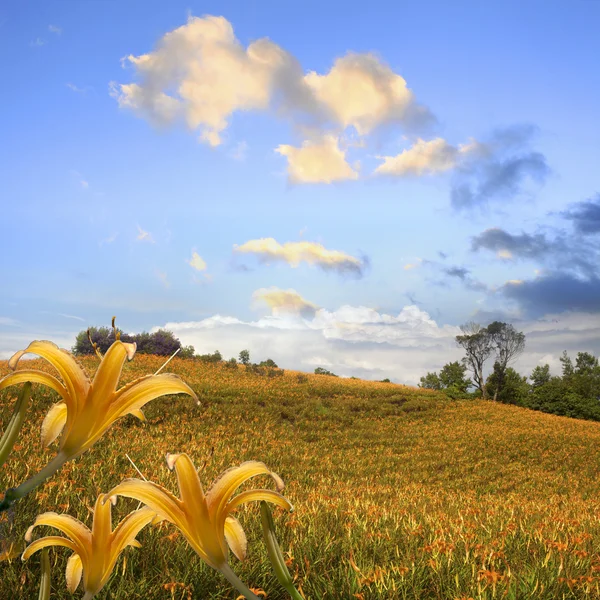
[1,0,600,385]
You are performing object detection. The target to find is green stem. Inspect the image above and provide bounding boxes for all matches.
[219,563,262,600]
[0,382,32,468]
[260,502,305,600]
[0,451,69,513]
[38,549,51,600]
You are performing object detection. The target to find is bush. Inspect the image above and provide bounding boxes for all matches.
[238,349,250,365]
[224,358,238,369]
[315,367,338,377]
[259,358,278,368]
[296,374,308,384]
[197,350,222,363]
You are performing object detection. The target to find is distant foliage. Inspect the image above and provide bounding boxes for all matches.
[238,349,250,365]
[225,357,238,369]
[197,350,223,363]
[380,378,391,383]
[259,358,278,368]
[419,361,472,398]
[314,367,338,377]
[73,327,191,357]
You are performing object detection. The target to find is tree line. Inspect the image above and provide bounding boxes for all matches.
[419,320,600,422]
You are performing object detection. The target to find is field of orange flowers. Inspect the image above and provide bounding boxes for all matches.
[2,353,600,599]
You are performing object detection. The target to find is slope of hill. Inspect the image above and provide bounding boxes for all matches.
[2,355,600,599]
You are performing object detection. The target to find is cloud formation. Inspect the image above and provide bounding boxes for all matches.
[375,137,482,177]
[560,193,600,234]
[112,15,432,147]
[502,274,600,318]
[276,135,358,183]
[450,125,549,210]
[233,237,368,277]
[187,251,207,271]
[471,228,552,259]
[252,287,319,318]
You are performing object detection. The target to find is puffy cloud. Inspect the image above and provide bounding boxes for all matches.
[560,193,600,235]
[233,237,367,277]
[375,137,483,177]
[450,125,549,210]
[153,303,463,384]
[111,15,432,147]
[187,251,207,271]
[304,52,434,135]
[276,135,358,184]
[151,304,600,384]
[252,287,319,318]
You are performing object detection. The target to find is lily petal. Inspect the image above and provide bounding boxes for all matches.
[105,480,186,535]
[41,402,68,447]
[9,341,89,414]
[129,408,146,422]
[225,490,294,516]
[0,370,70,404]
[106,374,198,427]
[224,516,247,562]
[88,342,135,411]
[91,495,112,549]
[166,454,209,524]
[22,536,78,561]
[206,461,282,518]
[109,505,156,558]
[66,553,83,594]
[25,513,91,562]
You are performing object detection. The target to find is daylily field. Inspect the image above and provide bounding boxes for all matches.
[2,353,600,599]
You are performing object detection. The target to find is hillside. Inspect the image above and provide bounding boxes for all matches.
[2,354,600,599]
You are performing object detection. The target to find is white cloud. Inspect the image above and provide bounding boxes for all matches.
[234,237,366,276]
[48,25,62,35]
[229,140,248,161]
[66,83,91,95]
[0,317,19,326]
[136,225,155,243]
[112,15,432,147]
[276,135,358,184]
[0,330,79,361]
[187,251,207,271]
[375,137,484,177]
[403,258,423,270]
[152,304,463,384]
[304,52,433,135]
[30,37,46,47]
[151,308,600,385]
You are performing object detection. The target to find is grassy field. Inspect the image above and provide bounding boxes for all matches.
[2,354,600,599]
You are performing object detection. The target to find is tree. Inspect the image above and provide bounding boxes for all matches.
[529,364,551,388]
[485,321,526,401]
[179,345,196,359]
[314,367,338,377]
[560,350,574,378]
[259,358,278,368]
[456,322,495,399]
[419,371,443,390]
[439,361,472,393]
[238,349,250,365]
[150,329,182,356]
[485,364,528,405]
[73,327,114,355]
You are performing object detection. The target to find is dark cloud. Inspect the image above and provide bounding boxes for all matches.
[427,262,487,292]
[471,225,599,279]
[471,228,552,259]
[502,274,600,318]
[560,193,600,235]
[444,266,469,280]
[451,125,550,211]
[437,251,448,260]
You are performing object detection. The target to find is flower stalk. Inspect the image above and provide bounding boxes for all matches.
[260,502,305,600]
[0,382,32,468]
[38,549,51,600]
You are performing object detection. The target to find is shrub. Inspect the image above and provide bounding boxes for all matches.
[315,367,338,377]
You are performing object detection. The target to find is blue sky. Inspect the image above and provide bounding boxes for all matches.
[2,1,600,384]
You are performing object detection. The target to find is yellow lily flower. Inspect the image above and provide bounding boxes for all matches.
[22,494,158,600]
[106,453,294,600]
[0,339,198,512]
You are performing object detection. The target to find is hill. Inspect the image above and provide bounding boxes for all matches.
[2,354,600,599]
